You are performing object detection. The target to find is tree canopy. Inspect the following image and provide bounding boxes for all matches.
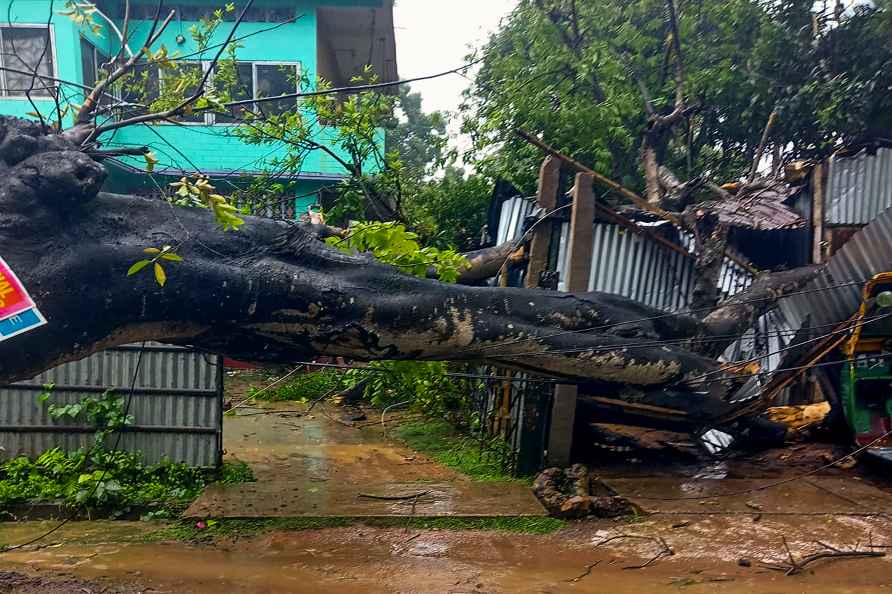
[462,0,892,195]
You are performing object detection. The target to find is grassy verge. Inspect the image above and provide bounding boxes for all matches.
[246,369,345,403]
[394,418,526,483]
[147,516,565,542]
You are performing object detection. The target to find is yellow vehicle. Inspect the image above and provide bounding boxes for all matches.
[840,272,892,463]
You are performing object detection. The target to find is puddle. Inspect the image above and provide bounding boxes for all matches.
[1,520,891,593]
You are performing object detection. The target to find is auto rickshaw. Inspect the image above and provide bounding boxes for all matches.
[840,272,892,463]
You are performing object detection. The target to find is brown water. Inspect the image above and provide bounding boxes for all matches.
[2,512,892,593]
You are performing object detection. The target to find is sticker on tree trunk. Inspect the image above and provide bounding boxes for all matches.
[0,256,46,341]
[0,307,46,341]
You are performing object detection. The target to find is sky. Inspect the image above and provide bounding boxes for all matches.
[392,1,518,122]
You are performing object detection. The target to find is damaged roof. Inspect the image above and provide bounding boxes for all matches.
[694,184,806,231]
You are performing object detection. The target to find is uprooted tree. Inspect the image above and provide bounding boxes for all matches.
[0,0,838,436]
[0,116,820,427]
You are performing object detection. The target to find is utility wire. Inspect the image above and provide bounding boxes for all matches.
[680,311,892,387]
[477,277,868,355]
[485,312,891,359]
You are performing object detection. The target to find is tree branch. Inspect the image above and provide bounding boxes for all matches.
[71,6,176,129]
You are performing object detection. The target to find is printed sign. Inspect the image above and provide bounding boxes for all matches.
[0,256,35,319]
[0,256,46,342]
[0,307,46,341]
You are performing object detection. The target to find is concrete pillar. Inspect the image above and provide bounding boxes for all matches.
[546,173,595,466]
[525,156,561,289]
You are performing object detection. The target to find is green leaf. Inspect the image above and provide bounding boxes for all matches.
[143,151,159,173]
[127,260,151,276]
[154,262,167,287]
[160,253,183,262]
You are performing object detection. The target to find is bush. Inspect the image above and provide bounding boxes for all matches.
[0,449,254,516]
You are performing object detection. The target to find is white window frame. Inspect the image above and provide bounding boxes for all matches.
[0,24,58,99]
[209,60,301,126]
[146,60,300,126]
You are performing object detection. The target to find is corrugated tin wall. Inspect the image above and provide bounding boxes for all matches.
[583,224,696,310]
[496,196,535,246]
[0,344,223,467]
[826,147,892,225]
[486,193,752,311]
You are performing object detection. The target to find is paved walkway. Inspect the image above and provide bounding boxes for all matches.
[185,403,546,518]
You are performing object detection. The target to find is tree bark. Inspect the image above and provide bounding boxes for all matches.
[0,117,813,425]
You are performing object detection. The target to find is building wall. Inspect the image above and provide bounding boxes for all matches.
[0,0,102,119]
[0,0,387,201]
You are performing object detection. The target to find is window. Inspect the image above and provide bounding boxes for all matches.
[80,38,112,90]
[218,62,299,122]
[164,61,205,123]
[0,26,55,96]
[116,60,298,124]
[254,63,297,116]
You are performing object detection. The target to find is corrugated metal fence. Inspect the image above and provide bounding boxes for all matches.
[497,196,754,311]
[826,147,892,225]
[0,344,223,467]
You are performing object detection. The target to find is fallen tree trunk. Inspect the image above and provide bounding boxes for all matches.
[0,117,813,424]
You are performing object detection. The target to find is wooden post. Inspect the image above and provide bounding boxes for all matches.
[525,156,561,289]
[564,173,596,292]
[547,173,595,466]
[812,162,825,264]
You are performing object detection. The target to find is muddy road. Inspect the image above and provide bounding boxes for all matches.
[1,512,891,593]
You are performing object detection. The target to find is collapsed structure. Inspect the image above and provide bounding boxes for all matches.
[485,141,892,467]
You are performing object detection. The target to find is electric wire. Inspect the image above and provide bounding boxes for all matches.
[477,277,867,354]
[484,312,892,359]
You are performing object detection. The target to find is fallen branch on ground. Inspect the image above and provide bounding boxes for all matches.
[567,561,601,582]
[595,534,674,569]
[760,537,885,575]
[358,491,431,501]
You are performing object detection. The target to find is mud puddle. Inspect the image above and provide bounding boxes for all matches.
[2,514,891,593]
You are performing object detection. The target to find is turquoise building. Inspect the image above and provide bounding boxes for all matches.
[0,0,397,214]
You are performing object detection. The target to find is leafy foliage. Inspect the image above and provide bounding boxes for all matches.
[248,369,347,403]
[169,177,245,231]
[395,419,523,482]
[0,449,252,514]
[1,387,255,514]
[402,169,493,251]
[127,245,183,287]
[40,388,134,445]
[463,0,892,195]
[344,361,465,413]
[327,221,468,282]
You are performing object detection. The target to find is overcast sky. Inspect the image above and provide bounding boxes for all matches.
[393,1,518,117]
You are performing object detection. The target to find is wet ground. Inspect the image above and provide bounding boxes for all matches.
[1,370,891,592]
[186,393,544,518]
[0,513,891,593]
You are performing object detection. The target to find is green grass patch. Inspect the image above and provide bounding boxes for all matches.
[394,418,525,483]
[248,369,346,402]
[147,515,565,542]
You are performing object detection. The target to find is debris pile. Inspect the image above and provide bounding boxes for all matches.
[532,464,638,519]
